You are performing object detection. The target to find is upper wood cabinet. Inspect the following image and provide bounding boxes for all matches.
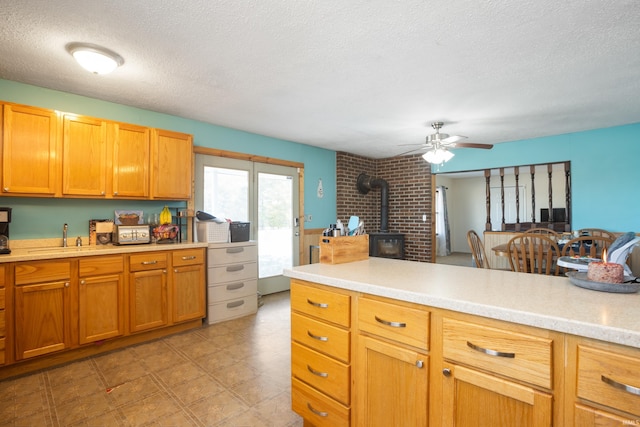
[1,103,60,195]
[151,129,193,200]
[0,101,193,200]
[62,114,108,196]
[111,122,150,198]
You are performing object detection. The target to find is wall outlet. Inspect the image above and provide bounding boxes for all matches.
[306,214,313,222]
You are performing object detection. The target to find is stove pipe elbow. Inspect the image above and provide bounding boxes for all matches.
[356,173,389,232]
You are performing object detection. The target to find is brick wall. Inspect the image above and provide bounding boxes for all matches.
[336,151,434,263]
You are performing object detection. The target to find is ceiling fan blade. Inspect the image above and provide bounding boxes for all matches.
[394,147,427,157]
[452,142,493,149]
[441,135,467,144]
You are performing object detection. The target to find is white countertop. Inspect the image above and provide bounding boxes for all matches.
[0,241,208,263]
[284,258,640,349]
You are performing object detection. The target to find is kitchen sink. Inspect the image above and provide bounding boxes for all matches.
[26,246,103,254]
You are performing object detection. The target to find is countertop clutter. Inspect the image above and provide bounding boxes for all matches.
[284,257,640,349]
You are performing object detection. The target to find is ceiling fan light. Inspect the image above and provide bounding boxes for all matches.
[67,43,124,75]
[423,148,454,164]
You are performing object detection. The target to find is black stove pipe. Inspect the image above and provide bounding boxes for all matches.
[356,173,389,232]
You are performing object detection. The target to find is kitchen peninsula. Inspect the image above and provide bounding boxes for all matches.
[285,258,640,426]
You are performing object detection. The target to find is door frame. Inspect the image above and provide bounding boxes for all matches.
[192,146,306,267]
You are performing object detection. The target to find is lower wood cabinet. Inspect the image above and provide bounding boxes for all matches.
[14,260,72,360]
[128,252,169,333]
[171,248,206,323]
[78,255,125,344]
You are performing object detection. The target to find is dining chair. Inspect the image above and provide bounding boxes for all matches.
[467,230,490,269]
[561,235,614,258]
[523,227,560,238]
[577,228,617,241]
[507,234,562,275]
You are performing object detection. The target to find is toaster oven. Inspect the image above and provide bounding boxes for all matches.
[113,225,151,245]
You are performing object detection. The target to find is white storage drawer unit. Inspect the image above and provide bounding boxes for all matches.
[207,241,258,324]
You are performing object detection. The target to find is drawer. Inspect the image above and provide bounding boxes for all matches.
[292,341,350,406]
[0,288,4,310]
[442,318,552,389]
[79,255,124,276]
[209,262,257,284]
[208,244,257,265]
[292,312,350,363]
[292,377,350,427]
[172,248,205,267]
[577,345,640,416]
[129,252,168,272]
[207,295,257,324]
[0,264,5,286]
[208,279,257,302]
[0,309,4,337]
[358,297,429,350]
[290,281,350,328]
[15,260,71,285]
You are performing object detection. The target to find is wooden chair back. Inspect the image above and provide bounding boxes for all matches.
[467,230,490,269]
[561,235,614,259]
[523,227,560,238]
[577,228,617,241]
[507,234,561,275]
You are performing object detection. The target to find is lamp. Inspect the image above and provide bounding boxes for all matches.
[422,147,454,164]
[66,42,124,74]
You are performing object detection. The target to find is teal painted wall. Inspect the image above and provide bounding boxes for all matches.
[0,79,337,240]
[434,124,640,231]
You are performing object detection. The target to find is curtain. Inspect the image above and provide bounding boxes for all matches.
[436,186,451,256]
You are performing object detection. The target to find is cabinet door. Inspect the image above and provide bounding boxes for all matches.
[172,264,205,323]
[441,364,552,427]
[129,269,168,333]
[112,122,150,198]
[574,404,634,426]
[14,280,71,360]
[357,335,428,427]
[79,274,124,344]
[2,103,59,195]
[151,129,192,199]
[62,114,107,196]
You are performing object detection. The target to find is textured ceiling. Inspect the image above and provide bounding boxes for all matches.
[1,1,639,158]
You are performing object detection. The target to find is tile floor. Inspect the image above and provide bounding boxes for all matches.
[0,291,303,427]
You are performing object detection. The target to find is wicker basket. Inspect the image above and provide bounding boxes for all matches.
[197,221,229,243]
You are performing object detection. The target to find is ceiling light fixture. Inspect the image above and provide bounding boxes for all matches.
[66,42,124,75]
[422,143,455,164]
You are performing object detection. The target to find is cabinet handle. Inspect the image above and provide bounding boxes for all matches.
[101,191,105,195]
[226,247,244,253]
[467,341,515,358]
[226,265,244,272]
[80,280,86,285]
[416,360,424,368]
[442,368,452,377]
[227,300,245,309]
[307,298,328,308]
[141,260,158,265]
[307,403,328,417]
[64,282,70,287]
[181,255,196,260]
[307,330,329,342]
[3,187,8,192]
[374,315,406,328]
[113,192,118,196]
[307,365,329,378]
[226,282,245,291]
[601,375,640,396]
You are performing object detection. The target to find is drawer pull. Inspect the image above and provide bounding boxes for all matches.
[226,282,245,291]
[375,315,406,328]
[416,360,424,369]
[181,255,196,260]
[226,247,244,254]
[226,265,245,272]
[601,375,640,396]
[307,330,329,342]
[307,365,329,378]
[467,341,515,358]
[227,300,245,309]
[307,298,328,308]
[307,403,328,417]
[141,260,158,265]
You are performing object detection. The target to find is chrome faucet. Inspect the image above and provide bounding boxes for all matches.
[63,223,68,247]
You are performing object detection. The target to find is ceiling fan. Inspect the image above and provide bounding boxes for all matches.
[398,122,493,163]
